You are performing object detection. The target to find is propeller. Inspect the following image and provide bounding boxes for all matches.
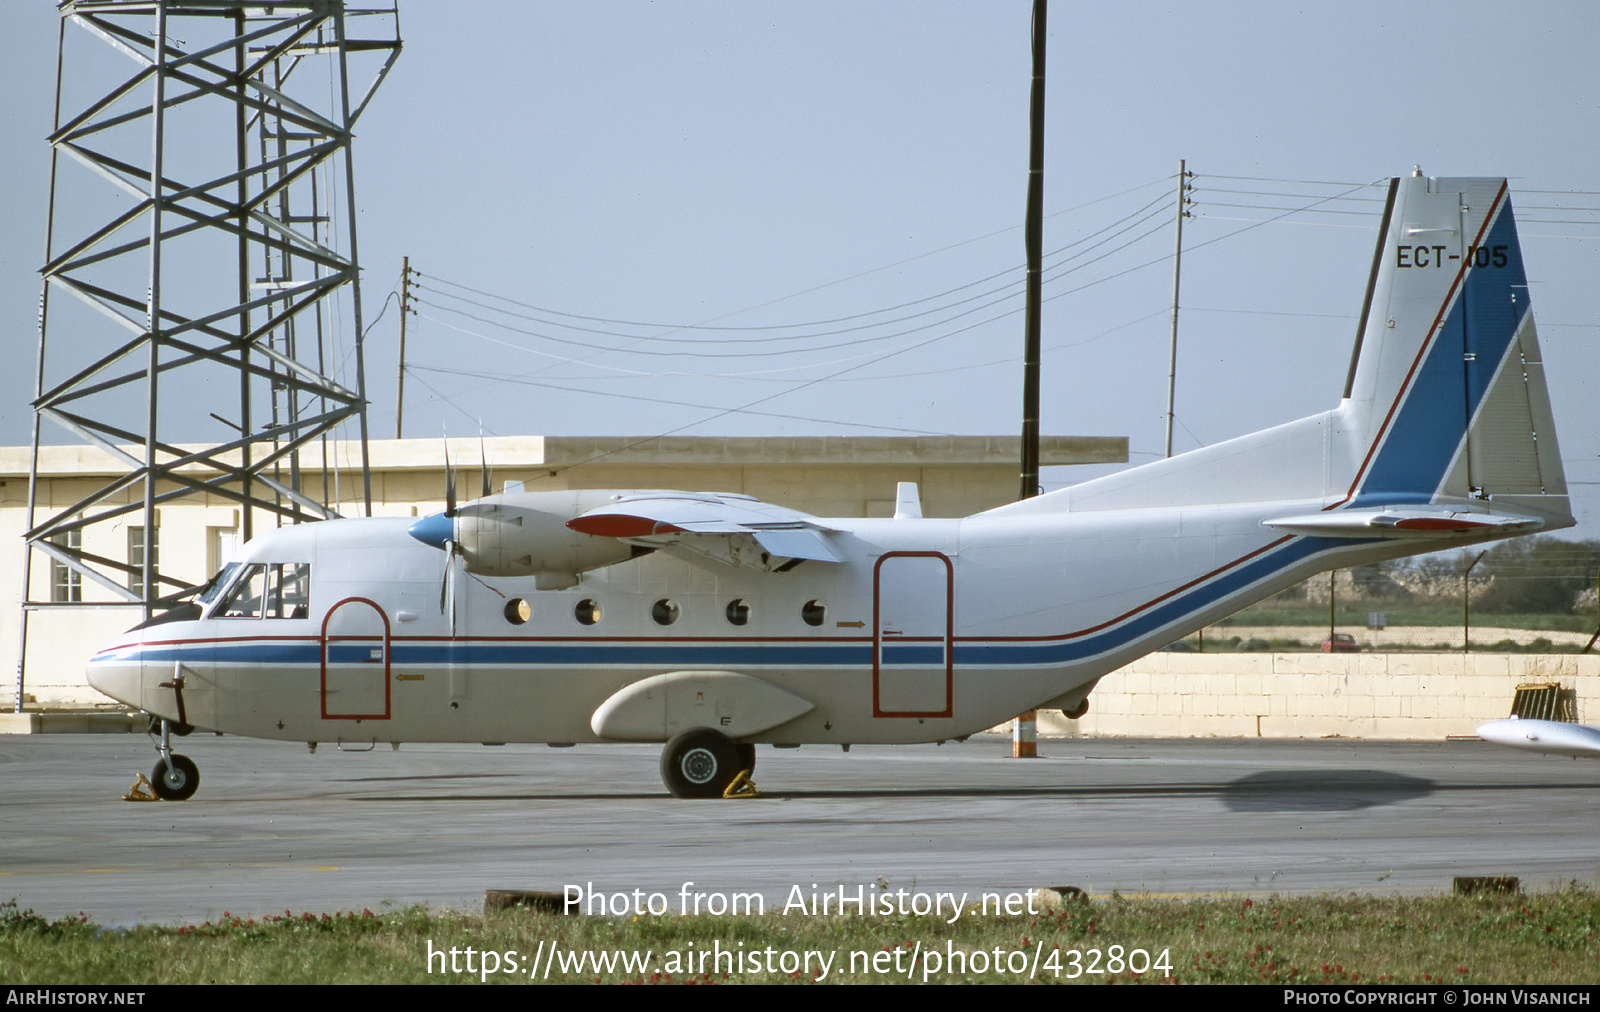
[413,432,487,630]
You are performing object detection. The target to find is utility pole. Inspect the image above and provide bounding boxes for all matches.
[1462,551,1487,653]
[1164,160,1192,458]
[1013,0,1046,758]
[1328,570,1336,642]
[1017,0,1046,501]
[395,257,414,439]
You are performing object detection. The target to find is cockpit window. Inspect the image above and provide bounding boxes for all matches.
[214,563,310,619]
[196,562,241,606]
[267,563,311,619]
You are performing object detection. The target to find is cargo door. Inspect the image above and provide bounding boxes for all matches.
[872,552,953,718]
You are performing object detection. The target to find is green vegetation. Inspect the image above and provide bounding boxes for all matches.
[1217,604,1592,633]
[1193,537,1600,648]
[5,887,1598,985]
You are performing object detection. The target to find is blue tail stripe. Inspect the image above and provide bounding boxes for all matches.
[1355,201,1528,504]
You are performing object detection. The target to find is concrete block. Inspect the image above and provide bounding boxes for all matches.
[0,712,39,734]
[1387,655,1424,675]
[1469,654,1512,676]
[1239,694,1270,717]
[1119,671,1152,695]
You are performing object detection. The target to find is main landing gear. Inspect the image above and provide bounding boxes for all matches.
[127,716,200,801]
[659,728,758,799]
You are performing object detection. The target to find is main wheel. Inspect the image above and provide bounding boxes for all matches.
[734,742,756,776]
[151,754,200,801]
[660,729,738,799]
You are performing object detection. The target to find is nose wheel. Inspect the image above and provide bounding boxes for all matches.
[126,716,201,801]
[151,754,200,801]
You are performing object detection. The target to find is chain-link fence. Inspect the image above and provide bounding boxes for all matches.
[1174,539,1600,654]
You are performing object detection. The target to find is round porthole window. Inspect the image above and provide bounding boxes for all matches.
[725,599,750,626]
[575,598,602,625]
[504,598,531,625]
[651,598,680,626]
[801,599,825,627]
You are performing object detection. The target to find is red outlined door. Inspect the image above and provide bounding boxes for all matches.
[321,597,391,720]
[872,552,953,718]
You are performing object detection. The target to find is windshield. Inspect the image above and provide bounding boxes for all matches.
[195,562,241,606]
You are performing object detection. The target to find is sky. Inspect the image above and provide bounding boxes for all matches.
[1,1,1596,533]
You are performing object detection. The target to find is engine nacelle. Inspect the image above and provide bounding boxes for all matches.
[454,490,649,587]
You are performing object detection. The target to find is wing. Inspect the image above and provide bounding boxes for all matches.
[566,492,843,565]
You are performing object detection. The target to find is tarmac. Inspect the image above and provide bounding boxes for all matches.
[2,727,1596,926]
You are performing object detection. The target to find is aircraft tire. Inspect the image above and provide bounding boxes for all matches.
[660,729,738,799]
[151,754,200,801]
[734,742,756,776]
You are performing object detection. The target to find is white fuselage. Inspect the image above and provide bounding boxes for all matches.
[87,496,1427,749]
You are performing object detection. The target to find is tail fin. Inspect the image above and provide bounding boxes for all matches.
[1340,174,1570,528]
[983,173,1572,532]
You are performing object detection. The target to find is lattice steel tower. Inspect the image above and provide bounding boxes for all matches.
[17,1,401,707]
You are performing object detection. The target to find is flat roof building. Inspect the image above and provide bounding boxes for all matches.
[4,433,1126,706]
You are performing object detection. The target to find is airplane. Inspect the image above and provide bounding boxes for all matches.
[88,172,1574,800]
[1476,719,1600,758]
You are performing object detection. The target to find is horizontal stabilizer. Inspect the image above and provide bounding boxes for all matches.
[1262,506,1542,539]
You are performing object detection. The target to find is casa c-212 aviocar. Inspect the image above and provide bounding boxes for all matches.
[89,174,1573,799]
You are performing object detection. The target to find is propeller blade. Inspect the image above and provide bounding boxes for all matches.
[438,540,451,613]
[479,431,492,499]
[437,539,461,621]
[444,441,457,518]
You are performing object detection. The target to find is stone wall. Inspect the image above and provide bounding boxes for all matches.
[1044,652,1599,739]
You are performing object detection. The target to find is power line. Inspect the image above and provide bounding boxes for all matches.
[406,364,948,435]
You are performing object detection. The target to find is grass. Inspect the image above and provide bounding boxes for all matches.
[4,887,1599,985]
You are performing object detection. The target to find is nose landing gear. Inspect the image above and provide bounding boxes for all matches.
[125,716,200,802]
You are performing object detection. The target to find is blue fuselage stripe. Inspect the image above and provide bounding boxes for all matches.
[100,536,1356,672]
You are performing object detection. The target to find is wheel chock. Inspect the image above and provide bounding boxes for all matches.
[122,772,161,802]
[722,769,760,799]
